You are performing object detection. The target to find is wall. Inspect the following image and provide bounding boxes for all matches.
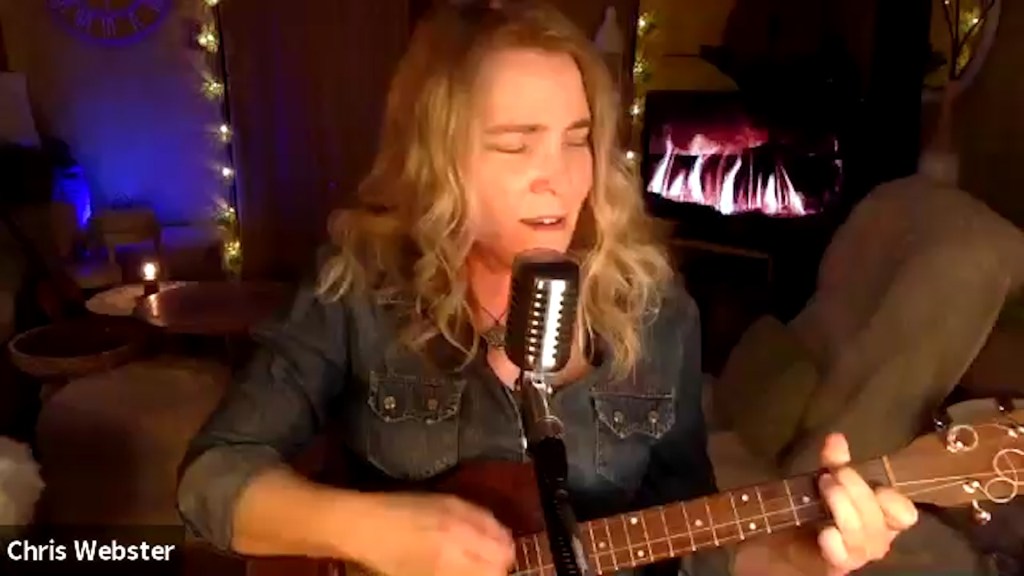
[955,0,1024,226]
[639,0,878,93]
[0,0,222,225]
[640,0,736,91]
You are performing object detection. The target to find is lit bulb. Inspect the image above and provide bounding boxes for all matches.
[220,166,235,179]
[204,0,221,6]
[625,150,637,163]
[218,124,232,142]
[202,79,225,100]
[197,24,219,53]
[141,261,159,281]
[629,98,643,118]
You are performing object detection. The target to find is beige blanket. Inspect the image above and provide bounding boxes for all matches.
[716,174,1024,473]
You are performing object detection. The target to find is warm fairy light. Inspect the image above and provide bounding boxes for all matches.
[202,78,224,100]
[141,261,159,281]
[200,0,242,277]
[629,10,657,168]
[197,24,219,53]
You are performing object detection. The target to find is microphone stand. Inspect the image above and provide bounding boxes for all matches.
[517,370,592,576]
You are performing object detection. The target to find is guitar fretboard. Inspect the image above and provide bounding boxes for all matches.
[511,458,892,575]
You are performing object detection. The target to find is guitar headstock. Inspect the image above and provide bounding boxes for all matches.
[887,398,1024,524]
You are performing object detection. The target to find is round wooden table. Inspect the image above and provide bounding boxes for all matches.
[86,282,188,317]
[134,281,291,336]
[8,315,151,400]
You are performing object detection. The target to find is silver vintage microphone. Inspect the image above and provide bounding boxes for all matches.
[504,248,580,442]
[503,249,591,576]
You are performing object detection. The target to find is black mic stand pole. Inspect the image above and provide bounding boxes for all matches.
[517,369,592,576]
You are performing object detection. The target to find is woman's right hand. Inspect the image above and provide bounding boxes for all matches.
[342,492,516,576]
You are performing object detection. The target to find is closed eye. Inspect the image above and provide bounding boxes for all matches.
[565,129,591,148]
[487,143,527,154]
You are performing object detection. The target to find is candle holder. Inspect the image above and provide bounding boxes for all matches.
[141,261,160,297]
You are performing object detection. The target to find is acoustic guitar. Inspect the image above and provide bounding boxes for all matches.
[238,399,1024,576]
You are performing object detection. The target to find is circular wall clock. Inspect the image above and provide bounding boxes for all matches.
[48,0,172,46]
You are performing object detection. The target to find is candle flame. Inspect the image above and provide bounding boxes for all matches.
[141,261,159,281]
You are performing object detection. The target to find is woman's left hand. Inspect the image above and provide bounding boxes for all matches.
[817,433,920,576]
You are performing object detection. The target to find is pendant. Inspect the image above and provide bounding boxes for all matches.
[483,325,506,349]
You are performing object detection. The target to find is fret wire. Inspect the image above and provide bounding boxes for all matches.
[531,534,542,574]
[585,520,600,574]
[678,501,696,551]
[727,492,744,540]
[637,510,654,561]
[519,538,530,574]
[658,504,675,558]
[619,513,634,566]
[702,498,720,546]
[754,486,772,534]
[602,518,618,572]
[782,479,801,527]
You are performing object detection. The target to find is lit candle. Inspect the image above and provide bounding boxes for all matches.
[141,260,160,296]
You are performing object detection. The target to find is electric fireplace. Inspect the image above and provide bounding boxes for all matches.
[642,90,842,218]
[640,89,847,371]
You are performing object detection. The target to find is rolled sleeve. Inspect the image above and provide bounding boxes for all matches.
[176,286,348,550]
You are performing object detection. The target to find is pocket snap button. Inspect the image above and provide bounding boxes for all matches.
[648,410,659,424]
[383,395,397,411]
[426,398,439,411]
[612,410,625,425]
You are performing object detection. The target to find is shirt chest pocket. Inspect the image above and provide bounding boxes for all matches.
[593,391,676,489]
[362,371,467,480]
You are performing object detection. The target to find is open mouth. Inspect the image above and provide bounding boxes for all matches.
[520,216,566,229]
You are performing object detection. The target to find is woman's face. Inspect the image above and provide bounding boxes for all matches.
[462,48,594,265]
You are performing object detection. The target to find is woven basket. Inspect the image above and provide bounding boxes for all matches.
[8,316,149,380]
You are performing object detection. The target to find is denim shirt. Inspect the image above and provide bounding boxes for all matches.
[177,280,732,576]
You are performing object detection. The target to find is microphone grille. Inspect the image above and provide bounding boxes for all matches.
[505,250,579,372]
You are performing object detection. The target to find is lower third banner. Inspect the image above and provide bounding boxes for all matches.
[0,525,184,575]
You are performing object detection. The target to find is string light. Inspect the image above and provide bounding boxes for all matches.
[201,78,224,100]
[936,0,997,82]
[626,10,657,166]
[197,0,242,278]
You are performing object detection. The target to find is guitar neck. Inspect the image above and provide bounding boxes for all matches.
[510,458,892,575]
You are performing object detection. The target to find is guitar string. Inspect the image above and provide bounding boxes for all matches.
[509,455,1024,576]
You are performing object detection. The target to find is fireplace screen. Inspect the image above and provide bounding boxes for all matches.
[641,91,842,217]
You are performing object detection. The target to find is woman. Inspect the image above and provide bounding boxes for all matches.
[177,2,918,575]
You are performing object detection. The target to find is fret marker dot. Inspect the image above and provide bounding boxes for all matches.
[694,520,703,527]
[740,494,749,503]
[598,541,606,549]
[636,550,645,558]
[629,516,638,525]
[802,496,811,504]
[748,522,757,530]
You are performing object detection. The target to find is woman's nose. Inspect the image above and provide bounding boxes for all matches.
[529,144,568,196]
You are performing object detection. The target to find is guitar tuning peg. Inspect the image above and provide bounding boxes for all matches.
[971,500,993,525]
[933,409,951,433]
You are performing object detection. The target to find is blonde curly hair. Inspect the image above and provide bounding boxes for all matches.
[317,0,673,378]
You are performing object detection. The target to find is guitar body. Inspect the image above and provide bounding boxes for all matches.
[242,460,545,576]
